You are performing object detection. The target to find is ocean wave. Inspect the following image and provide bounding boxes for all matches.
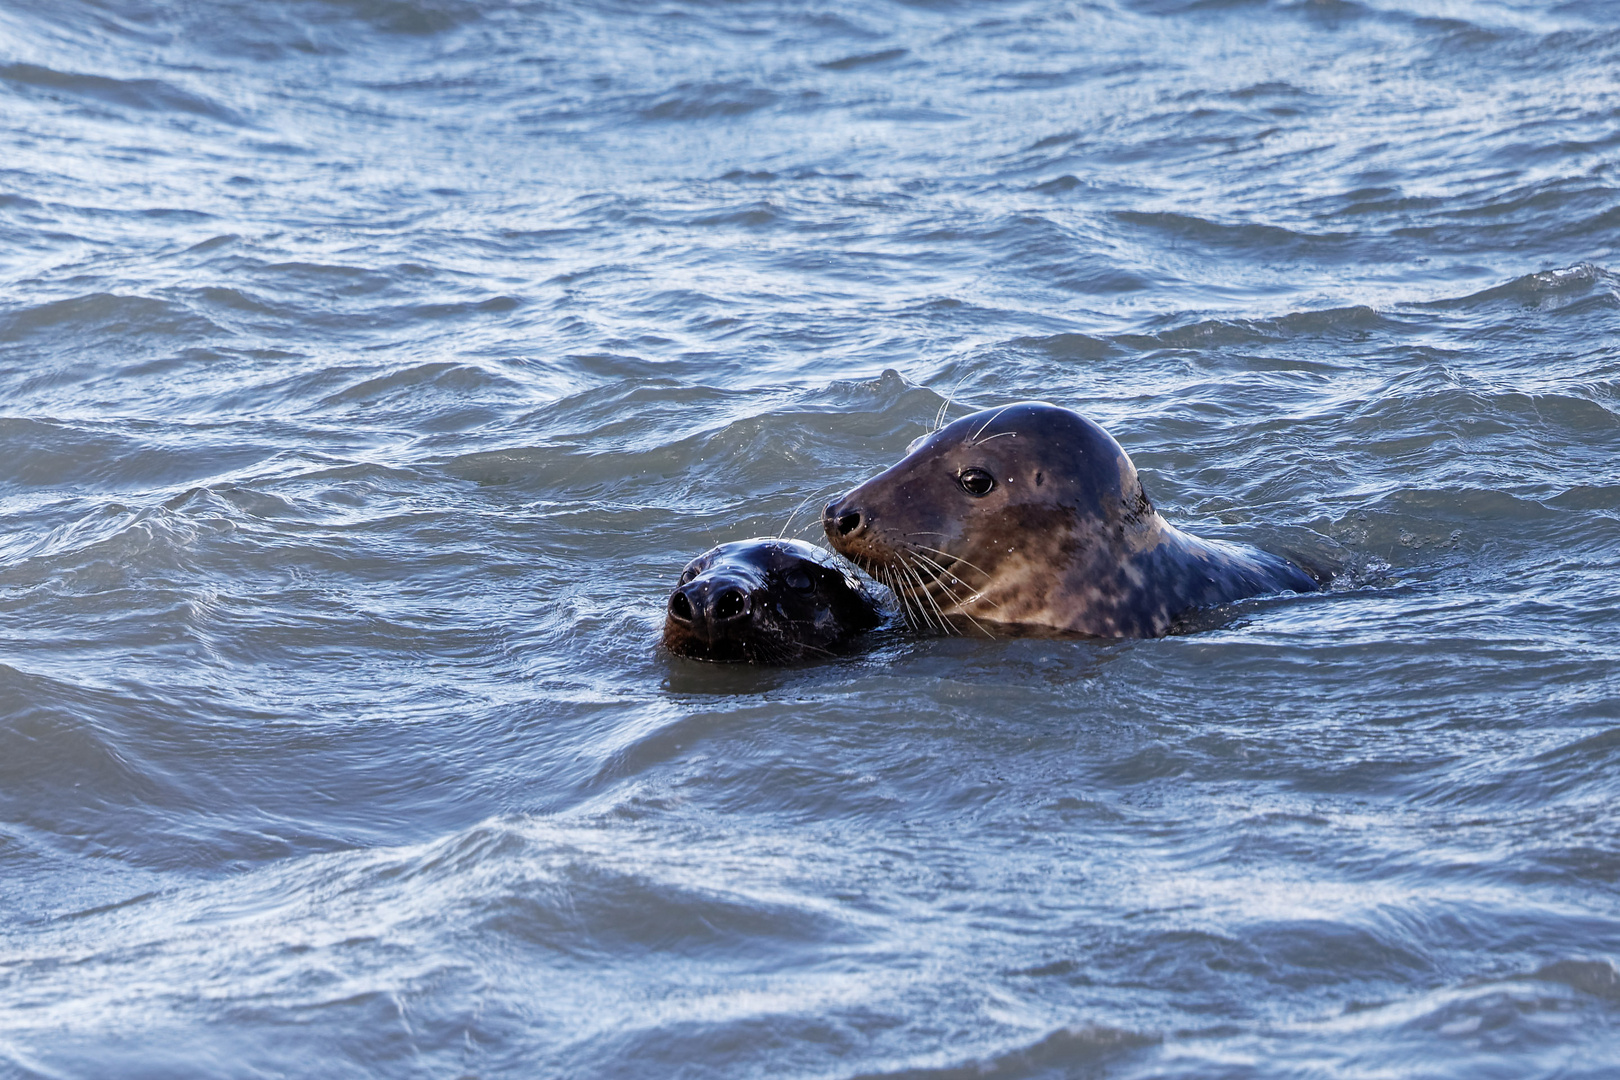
[0,62,244,124]
[1421,263,1620,312]
[0,294,224,348]
[2,0,1619,1074]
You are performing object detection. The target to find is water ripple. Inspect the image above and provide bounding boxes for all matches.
[3,0,1619,1076]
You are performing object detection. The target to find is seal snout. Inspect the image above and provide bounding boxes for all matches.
[668,575,753,634]
[823,499,866,539]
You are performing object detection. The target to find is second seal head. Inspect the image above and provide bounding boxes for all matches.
[663,538,883,663]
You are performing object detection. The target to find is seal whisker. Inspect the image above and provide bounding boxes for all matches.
[973,431,1016,444]
[896,553,944,634]
[905,552,959,636]
[907,553,952,628]
[804,536,843,558]
[882,564,905,622]
[906,549,957,589]
[908,543,996,584]
[905,548,955,586]
[877,565,900,627]
[793,640,839,659]
[902,564,939,633]
[934,582,996,639]
[795,518,832,539]
[879,564,918,631]
[900,554,946,634]
[967,405,1014,446]
[895,560,939,634]
[915,570,999,613]
[906,550,996,636]
[777,483,844,540]
[905,546,1002,610]
[932,372,973,434]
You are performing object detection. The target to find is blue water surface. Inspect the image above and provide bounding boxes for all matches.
[2,1,1619,1077]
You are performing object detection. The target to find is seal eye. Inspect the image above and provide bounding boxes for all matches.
[679,567,698,584]
[783,569,814,592]
[957,468,996,497]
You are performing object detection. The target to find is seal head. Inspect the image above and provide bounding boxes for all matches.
[663,538,883,663]
[822,402,1318,638]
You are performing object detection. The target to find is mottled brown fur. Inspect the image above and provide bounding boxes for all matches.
[823,402,1319,639]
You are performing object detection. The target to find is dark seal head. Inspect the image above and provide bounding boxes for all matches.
[822,402,1319,638]
[663,538,883,663]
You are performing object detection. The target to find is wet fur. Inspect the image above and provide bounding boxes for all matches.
[662,538,883,663]
[823,402,1319,639]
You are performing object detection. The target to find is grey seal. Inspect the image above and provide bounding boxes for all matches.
[822,402,1319,638]
[663,538,884,663]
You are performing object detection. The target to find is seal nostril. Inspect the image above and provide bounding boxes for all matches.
[836,510,862,536]
[714,588,747,621]
[669,591,694,621]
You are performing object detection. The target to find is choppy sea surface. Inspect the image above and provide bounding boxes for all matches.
[2,0,1619,1076]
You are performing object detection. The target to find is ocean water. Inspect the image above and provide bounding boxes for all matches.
[2,0,1619,1076]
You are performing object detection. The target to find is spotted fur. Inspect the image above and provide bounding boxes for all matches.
[823,402,1319,639]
